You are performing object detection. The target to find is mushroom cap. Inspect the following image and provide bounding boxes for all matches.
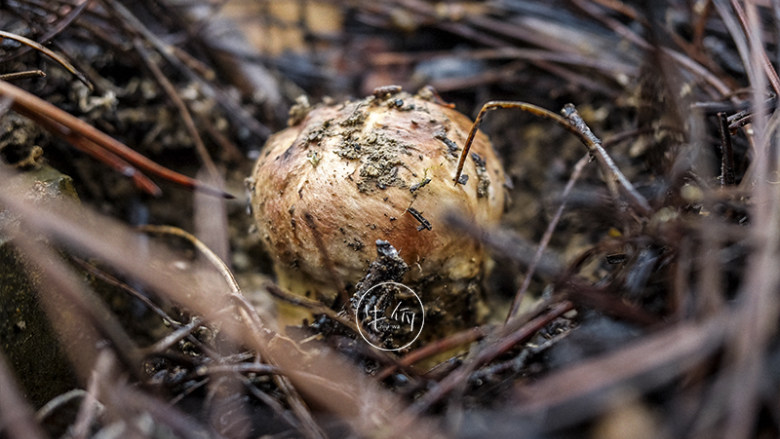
[250,90,505,310]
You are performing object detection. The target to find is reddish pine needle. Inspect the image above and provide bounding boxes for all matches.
[0,80,233,198]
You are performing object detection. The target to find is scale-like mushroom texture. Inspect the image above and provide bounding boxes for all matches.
[249,89,505,335]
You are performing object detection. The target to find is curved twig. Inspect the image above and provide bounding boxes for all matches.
[454,100,652,216]
[0,29,92,89]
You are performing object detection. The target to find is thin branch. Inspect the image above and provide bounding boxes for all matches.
[561,103,652,215]
[454,101,651,216]
[13,106,162,194]
[376,326,487,380]
[0,80,232,198]
[0,29,92,89]
[139,225,240,294]
[137,225,327,439]
[263,283,356,332]
[0,70,46,81]
[130,39,222,183]
[409,301,574,414]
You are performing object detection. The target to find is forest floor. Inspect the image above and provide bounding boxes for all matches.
[0,1,778,438]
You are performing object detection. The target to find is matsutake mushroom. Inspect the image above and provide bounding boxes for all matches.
[248,86,505,341]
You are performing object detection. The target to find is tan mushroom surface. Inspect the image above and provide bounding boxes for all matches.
[249,88,506,339]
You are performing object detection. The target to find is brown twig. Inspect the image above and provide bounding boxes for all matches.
[74,257,183,325]
[73,256,224,360]
[264,283,355,332]
[0,29,92,89]
[376,326,487,380]
[409,300,574,414]
[12,106,162,195]
[230,294,328,439]
[454,101,652,216]
[138,225,239,294]
[130,39,223,184]
[562,278,661,326]
[0,70,46,81]
[139,225,326,439]
[561,103,652,215]
[144,318,205,355]
[0,80,232,198]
